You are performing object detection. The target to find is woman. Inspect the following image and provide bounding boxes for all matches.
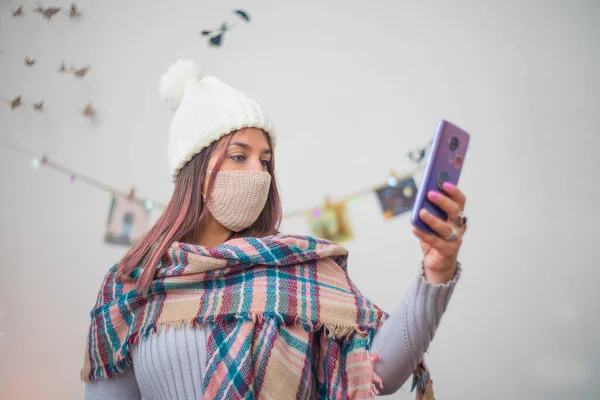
[82,59,466,400]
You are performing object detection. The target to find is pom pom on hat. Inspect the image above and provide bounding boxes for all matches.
[159,59,202,111]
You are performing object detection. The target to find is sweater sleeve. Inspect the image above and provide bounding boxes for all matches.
[371,264,461,395]
[84,365,141,400]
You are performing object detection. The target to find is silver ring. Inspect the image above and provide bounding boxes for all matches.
[444,226,458,241]
[453,211,467,227]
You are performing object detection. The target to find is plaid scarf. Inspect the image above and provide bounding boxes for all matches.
[81,235,433,399]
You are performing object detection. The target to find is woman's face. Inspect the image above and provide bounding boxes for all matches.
[202,127,273,217]
[201,128,275,235]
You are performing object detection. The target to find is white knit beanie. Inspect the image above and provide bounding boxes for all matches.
[159,59,276,179]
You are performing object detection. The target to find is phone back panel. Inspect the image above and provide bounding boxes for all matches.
[411,120,470,235]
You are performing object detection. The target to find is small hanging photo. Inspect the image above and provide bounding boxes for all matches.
[375,176,418,219]
[306,200,353,242]
[104,194,150,246]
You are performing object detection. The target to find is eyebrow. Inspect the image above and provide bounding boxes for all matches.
[230,142,272,155]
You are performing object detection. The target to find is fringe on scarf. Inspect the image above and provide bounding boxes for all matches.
[411,361,435,400]
[367,352,384,397]
[81,312,380,383]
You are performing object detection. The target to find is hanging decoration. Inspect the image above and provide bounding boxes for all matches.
[8,95,22,110]
[105,191,150,246]
[33,4,62,21]
[408,145,427,164]
[82,103,96,118]
[54,61,92,77]
[8,3,83,20]
[66,3,82,19]
[306,196,353,242]
[12,6,24,17]
[2,55,93,115]
[233,10,250,22]
[2,0,92,118]
[375,172,418,220]
[52,61,92,77]
[200,9,251,48]
[71,65,91,78]
[33,100,44,112]
[5,95,48,113]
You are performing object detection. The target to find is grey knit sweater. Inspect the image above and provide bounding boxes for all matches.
[85,266,461,399]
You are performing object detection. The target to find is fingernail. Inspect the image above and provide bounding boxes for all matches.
[428,191,440,200]
[420,209,429,217]
[443,182,455,190]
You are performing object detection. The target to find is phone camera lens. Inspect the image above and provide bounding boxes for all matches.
[449,136,459,151]
[437,170,450,190]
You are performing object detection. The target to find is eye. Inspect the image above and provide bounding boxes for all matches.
[261,160,271,167]
[231,155,246,162]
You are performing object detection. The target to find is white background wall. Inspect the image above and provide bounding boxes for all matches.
[1,0,598,398]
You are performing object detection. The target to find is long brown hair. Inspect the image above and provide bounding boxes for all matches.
[117,131,281,294]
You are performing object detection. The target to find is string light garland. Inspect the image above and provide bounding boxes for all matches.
[1,140,435,220]
[2,140,163,211]
[284,168,425,220]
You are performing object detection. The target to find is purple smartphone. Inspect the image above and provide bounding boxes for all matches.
[411,120,470,235]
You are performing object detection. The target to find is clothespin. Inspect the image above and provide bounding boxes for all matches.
[127,186,136,201]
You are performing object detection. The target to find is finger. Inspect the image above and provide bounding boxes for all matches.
[412,228,457,257]
[419,209,459,240]
[427,190,461,219]
[441,182,466,210]
[413,227,461,260]
[412,227,444,247]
